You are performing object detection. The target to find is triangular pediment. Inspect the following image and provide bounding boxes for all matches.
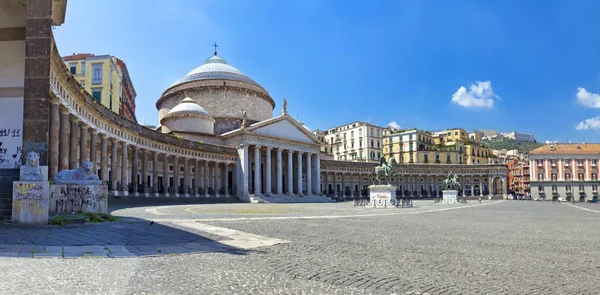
[250,116,319,144]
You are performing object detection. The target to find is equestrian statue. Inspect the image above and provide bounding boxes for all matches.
[373,154,398,184]
[443,172,461,191]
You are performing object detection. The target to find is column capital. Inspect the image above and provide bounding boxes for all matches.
[265,146,272,151]
[255,144,262,149]
[110,137,118,143]
[90,129,98,135]
[59,107,70,115]
[50,97,61,105]
[70,116,80,123]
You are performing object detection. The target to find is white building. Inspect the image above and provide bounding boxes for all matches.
[501,131,535,143]
[316,122,386,162]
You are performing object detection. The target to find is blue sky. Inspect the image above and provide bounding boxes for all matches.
[54,0,600,143]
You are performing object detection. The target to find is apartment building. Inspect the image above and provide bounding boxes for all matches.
[529,143,600,201]
[316,122,385,162]
[501,131,535,143]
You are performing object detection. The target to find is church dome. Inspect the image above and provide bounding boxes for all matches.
[168,55,265,90]
[164,97,209,118]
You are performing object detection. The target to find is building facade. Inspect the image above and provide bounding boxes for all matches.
[509,161,530,196]
[62,53,137,122]
[501,131,535,143]
[529,143,600,201]
[317,122,385,162]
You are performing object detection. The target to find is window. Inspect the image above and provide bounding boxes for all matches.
[377,152,380,158]
[409,154,413,162]
[454,131,458,136]
[551,159,556,166]
[551,173,557,180]
[377,141,380,148]
[566,185,571,192]
[593,159,597,166]
[371,140,373,147]
[446,154,451,163]
[579,185,585,191]
[552,185,557,192]
[538,173,543,180]
[70,63,76,75]
[537,159,543,166]
[91,88,101,102]
[593,185,598,192]
[424,155,428,162]
[593,173,597,180]
[538,185,544,192]
[109,94,113,109]
[81,62,86,75]
[565,159,570,166]
[92,64,102,84]
[578,159,583,166]
[578,173,584,180]
[565,173,571,180]
[436,155,440,161]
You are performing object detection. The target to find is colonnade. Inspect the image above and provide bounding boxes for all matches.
[49,102,234,197]
[236,144,321,197]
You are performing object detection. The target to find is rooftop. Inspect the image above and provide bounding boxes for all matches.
[529,143,600,155]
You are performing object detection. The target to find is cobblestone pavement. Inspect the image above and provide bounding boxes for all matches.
[1,201,599,294]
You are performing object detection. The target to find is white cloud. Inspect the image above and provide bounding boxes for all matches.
[451,81,498,108]
[387,121,401,130]
[576,87,600,108]
[575,116,600,130]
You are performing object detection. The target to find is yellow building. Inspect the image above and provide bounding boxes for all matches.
[62,53,123,115]
[384,128,493,165]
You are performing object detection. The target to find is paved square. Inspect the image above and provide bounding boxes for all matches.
[0,201,599,294]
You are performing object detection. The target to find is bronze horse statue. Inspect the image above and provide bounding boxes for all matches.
[443,172,461,191]
[374,155,398,184]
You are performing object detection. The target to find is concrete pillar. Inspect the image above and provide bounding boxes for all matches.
[306,153,312,195]
[100,134,108,182]
[162,154,169,196]
[265,147,272,195]
[183,158,190,197]
[59,109,70,171]
[110,138,118,193]
[237,144,249,199]
[276,148,283,195]
[79,124,88,163]
[89,130,97,166]
[287,150,293,195]
[254,145,261,195]
[297,152,303,195]
[173,155,180,197]
[142,149,149,196]
[153,151,159,197]
[120,142,128,195]
[204,160,210,197]
[131,146,139,197]
[69,118,79,169]
[49,100,60,179]
[194,159,200,197]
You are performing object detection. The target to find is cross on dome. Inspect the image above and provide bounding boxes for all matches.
[213,42,218,56]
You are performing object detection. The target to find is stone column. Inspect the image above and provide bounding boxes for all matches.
[89,130,98,166]
[232,162,238,196]
[110,138,118,193]
[142,149,149,196]
[162,154,169,196]
[254,145,261,195]
[120,142,128,196]
[341,172,346,198]
[173,155,180,197]
[297,152,303,195]
[306,153,312,195]
[213,162,219,197]
[488,176,493,198]
[237,145,250,199]
[323,172,328,195]
[59,108,70,171]
[276,148,283,195]
[49,100,60,179]
[131,146,139,196]
[100,134,108,182]
[287,150,294,195]
[204,160,210,197]
[183,158,190,197]
[69,117,79,169]
[79,124,88,163]
[316,154,321,195]
[153,151,159,197]
[502,176,508,197]
[265,147,272,195]
[194,159,201,197]
[223,163,229,196]
[479,178,483,197]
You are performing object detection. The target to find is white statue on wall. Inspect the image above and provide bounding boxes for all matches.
[20,151,43,181]
[54,161,102,185]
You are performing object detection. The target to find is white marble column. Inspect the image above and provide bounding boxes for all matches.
[237,144,249,199]
[297,152,303,195]
[141,149,149,196]
[183,158,190,197]
[162,154,169,196]
[214,162,220,197]
[265,147,272,195]
[287,150,293,195]
[306,153,312,195]
[315,154,321,195]
[254,145,261,195]
[173,155,180,197]
[276,148,283,195]
[153,151,159,197]
[204,160,210,197]
[132,146,139,197]
[194,159,200,197]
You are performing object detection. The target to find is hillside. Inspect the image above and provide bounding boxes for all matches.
[482,138,542,153]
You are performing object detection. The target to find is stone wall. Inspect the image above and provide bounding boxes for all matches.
[50,184,108,214]
[12,181,49,225]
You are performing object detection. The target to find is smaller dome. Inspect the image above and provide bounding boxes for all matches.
[166,97,209,117]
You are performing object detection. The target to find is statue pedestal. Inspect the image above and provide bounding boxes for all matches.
[49,185,108,214]
[368,185,396,208]
[442,190,458,204]
[12,182,50,225]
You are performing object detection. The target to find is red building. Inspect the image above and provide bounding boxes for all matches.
[116,58,137,123]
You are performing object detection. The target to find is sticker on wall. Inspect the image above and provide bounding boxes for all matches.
[0,97,24,169]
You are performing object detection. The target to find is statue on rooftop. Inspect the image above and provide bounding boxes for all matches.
[240,110,248,130]
[282,98,288,115]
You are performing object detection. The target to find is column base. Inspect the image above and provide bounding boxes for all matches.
[111,190,119,196]
[121,191,129,196]
[154,193,160,198]
[175,193,180,198]
[204,194,210,198]
[184,194,190,198]
[195,194,200,198]
[134,193,139,197]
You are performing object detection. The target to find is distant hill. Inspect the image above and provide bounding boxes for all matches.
[482,138,543,153]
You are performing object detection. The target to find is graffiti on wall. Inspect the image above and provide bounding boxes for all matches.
[50,185,108,214]
[12,182,49,225]
[0,97,24,169]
